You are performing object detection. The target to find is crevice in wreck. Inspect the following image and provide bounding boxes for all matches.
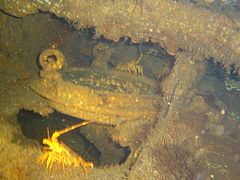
[2,10,175,170]
[17,109,131,167]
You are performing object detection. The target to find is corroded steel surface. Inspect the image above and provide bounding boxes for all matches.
[1,0,240,69]
[31,49,160,125]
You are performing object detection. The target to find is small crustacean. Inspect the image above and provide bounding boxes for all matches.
[38,121,94,176]
[115,53,144,76]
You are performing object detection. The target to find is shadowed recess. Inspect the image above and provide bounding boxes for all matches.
[17,109,131,167]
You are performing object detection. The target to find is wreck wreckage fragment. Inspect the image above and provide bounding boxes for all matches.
[30,48,160,125]
[1,0,240,69]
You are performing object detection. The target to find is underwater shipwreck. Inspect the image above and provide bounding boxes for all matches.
[1,0,240,179]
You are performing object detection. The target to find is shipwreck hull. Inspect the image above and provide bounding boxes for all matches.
[1,1,240,179]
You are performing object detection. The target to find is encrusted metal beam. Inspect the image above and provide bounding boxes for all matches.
[2,0,240,69]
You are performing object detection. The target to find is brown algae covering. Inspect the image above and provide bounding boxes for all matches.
[1,0,240,69]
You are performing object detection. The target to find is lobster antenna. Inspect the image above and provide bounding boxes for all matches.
[47,126,50,138]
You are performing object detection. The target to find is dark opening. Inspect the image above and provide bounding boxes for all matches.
[17,109,130,167]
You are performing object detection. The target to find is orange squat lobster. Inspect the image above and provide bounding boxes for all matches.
[38,121,94,176]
